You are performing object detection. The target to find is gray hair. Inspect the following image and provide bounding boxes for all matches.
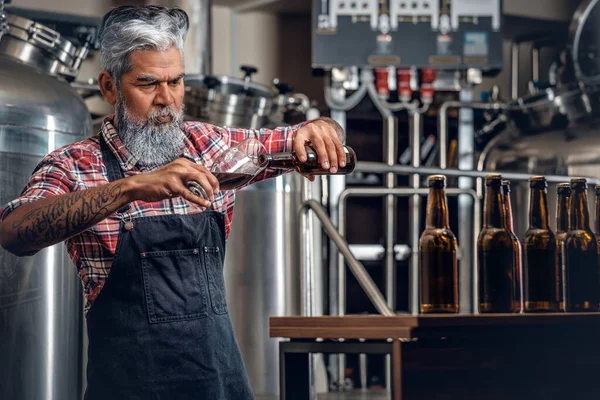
[99,5,189,86]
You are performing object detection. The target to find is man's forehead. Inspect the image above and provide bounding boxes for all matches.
[127,48,184,77]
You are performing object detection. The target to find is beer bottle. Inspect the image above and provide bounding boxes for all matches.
[502,181,523,313]
[564,178,599,312]
[419,175,459,313]
[555,183,570,312]
[522,176,559,312]
[258,145,356,175]
[478,174,518,313]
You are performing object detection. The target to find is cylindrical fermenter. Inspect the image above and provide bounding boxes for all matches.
[478,174,519,313]
[564,178,599,312]
[502,181,523,313]
[419,175,459,314]
[522,176,559,312]
[0,55,91,399]
[555,183,571,312]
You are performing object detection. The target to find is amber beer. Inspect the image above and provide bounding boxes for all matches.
[419,175,459,313]
[555,183,570,311]
[502,181,523,313]
[478,175,518,313]
[522,177,559,312]
[258,145,356,175]
[564,178,599,312]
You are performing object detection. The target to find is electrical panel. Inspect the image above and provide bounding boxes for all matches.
[313,0,503,73]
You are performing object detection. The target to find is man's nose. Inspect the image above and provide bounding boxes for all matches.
[154,82,175,106]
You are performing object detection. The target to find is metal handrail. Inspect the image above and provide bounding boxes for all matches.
[355,162,600,185]
[299,200,396,317]
[337,187,481,316]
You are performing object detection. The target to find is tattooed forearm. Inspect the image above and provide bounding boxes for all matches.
[1,181,129,254]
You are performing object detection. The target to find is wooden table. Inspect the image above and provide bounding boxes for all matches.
[270,314,600,400]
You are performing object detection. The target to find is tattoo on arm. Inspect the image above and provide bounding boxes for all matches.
[10,182,126,247]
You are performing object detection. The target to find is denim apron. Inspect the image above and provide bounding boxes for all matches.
[84,136,254,399]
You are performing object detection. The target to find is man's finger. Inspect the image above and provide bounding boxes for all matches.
[323,137,339,173]
[294,132,309,162]
[310,136,329,170]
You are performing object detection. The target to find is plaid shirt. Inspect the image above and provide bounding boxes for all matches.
[0,116,303,314]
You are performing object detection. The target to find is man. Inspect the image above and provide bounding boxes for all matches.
[0,5,346,399]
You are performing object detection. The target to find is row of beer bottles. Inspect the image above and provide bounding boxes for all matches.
[419,174,600,314]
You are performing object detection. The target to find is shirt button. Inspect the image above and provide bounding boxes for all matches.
[193,249,199,255]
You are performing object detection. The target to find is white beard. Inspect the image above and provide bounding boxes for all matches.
[115,93,186,168]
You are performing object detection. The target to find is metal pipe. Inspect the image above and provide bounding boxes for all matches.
[532,47,540,83]
[299,183,314,317]
[384,116,398,311]
[337,187,482,313]
[438,101,507,170]
[169,0,212,75]
[409,112,422,316]
[354,162,600,185]
[511,42,520,100]
[457,88,474,314]
[300,200,396,316]
[329,94,347,392]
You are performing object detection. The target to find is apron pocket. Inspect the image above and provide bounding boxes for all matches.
[141,248,209,323]
[203,246,228,314]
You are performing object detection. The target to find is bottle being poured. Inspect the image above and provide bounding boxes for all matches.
[258,145,357,176]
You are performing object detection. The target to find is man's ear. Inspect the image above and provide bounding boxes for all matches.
[98,71,118,106]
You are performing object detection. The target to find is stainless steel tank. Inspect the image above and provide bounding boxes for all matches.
[0,12,92,400]
[184,66,310,129]
[185,67,311,398]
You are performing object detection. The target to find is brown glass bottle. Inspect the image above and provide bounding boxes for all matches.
[564,178,599,312]
[555,183,570,312]
[419,175,459,314]
[521,177,559,312]
[478,175,518,313]
[258,145,356,175]
[502,181,523,313]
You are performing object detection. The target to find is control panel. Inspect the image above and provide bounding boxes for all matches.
[313,0,503,73]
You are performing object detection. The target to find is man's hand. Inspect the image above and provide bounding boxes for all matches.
[293,117,347,176]
[129,158,220,208]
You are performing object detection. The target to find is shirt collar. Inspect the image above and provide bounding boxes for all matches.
[100,115,199,172]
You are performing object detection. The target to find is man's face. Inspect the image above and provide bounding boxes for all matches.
[119,47,185,124]
[112,47,187,167]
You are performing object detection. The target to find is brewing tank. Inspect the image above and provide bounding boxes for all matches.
[0,53,92,400]
[184,67,311,398]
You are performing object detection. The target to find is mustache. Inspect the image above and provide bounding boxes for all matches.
[147,106,182,125]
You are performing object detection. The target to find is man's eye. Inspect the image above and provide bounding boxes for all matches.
[169,79,181,86]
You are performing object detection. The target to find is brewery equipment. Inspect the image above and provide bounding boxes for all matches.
[184,65,315,398]
[480,0,600,236]
[0,7,94,400]
[184,65,310,129]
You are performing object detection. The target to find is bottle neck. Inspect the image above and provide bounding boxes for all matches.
[261,152,296,169]
[426,187,449,228]
[503,191,515,232]
[570,188,590,231]
[556,194,570,233]
[528,187,550,229]
[484,184,505,229]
